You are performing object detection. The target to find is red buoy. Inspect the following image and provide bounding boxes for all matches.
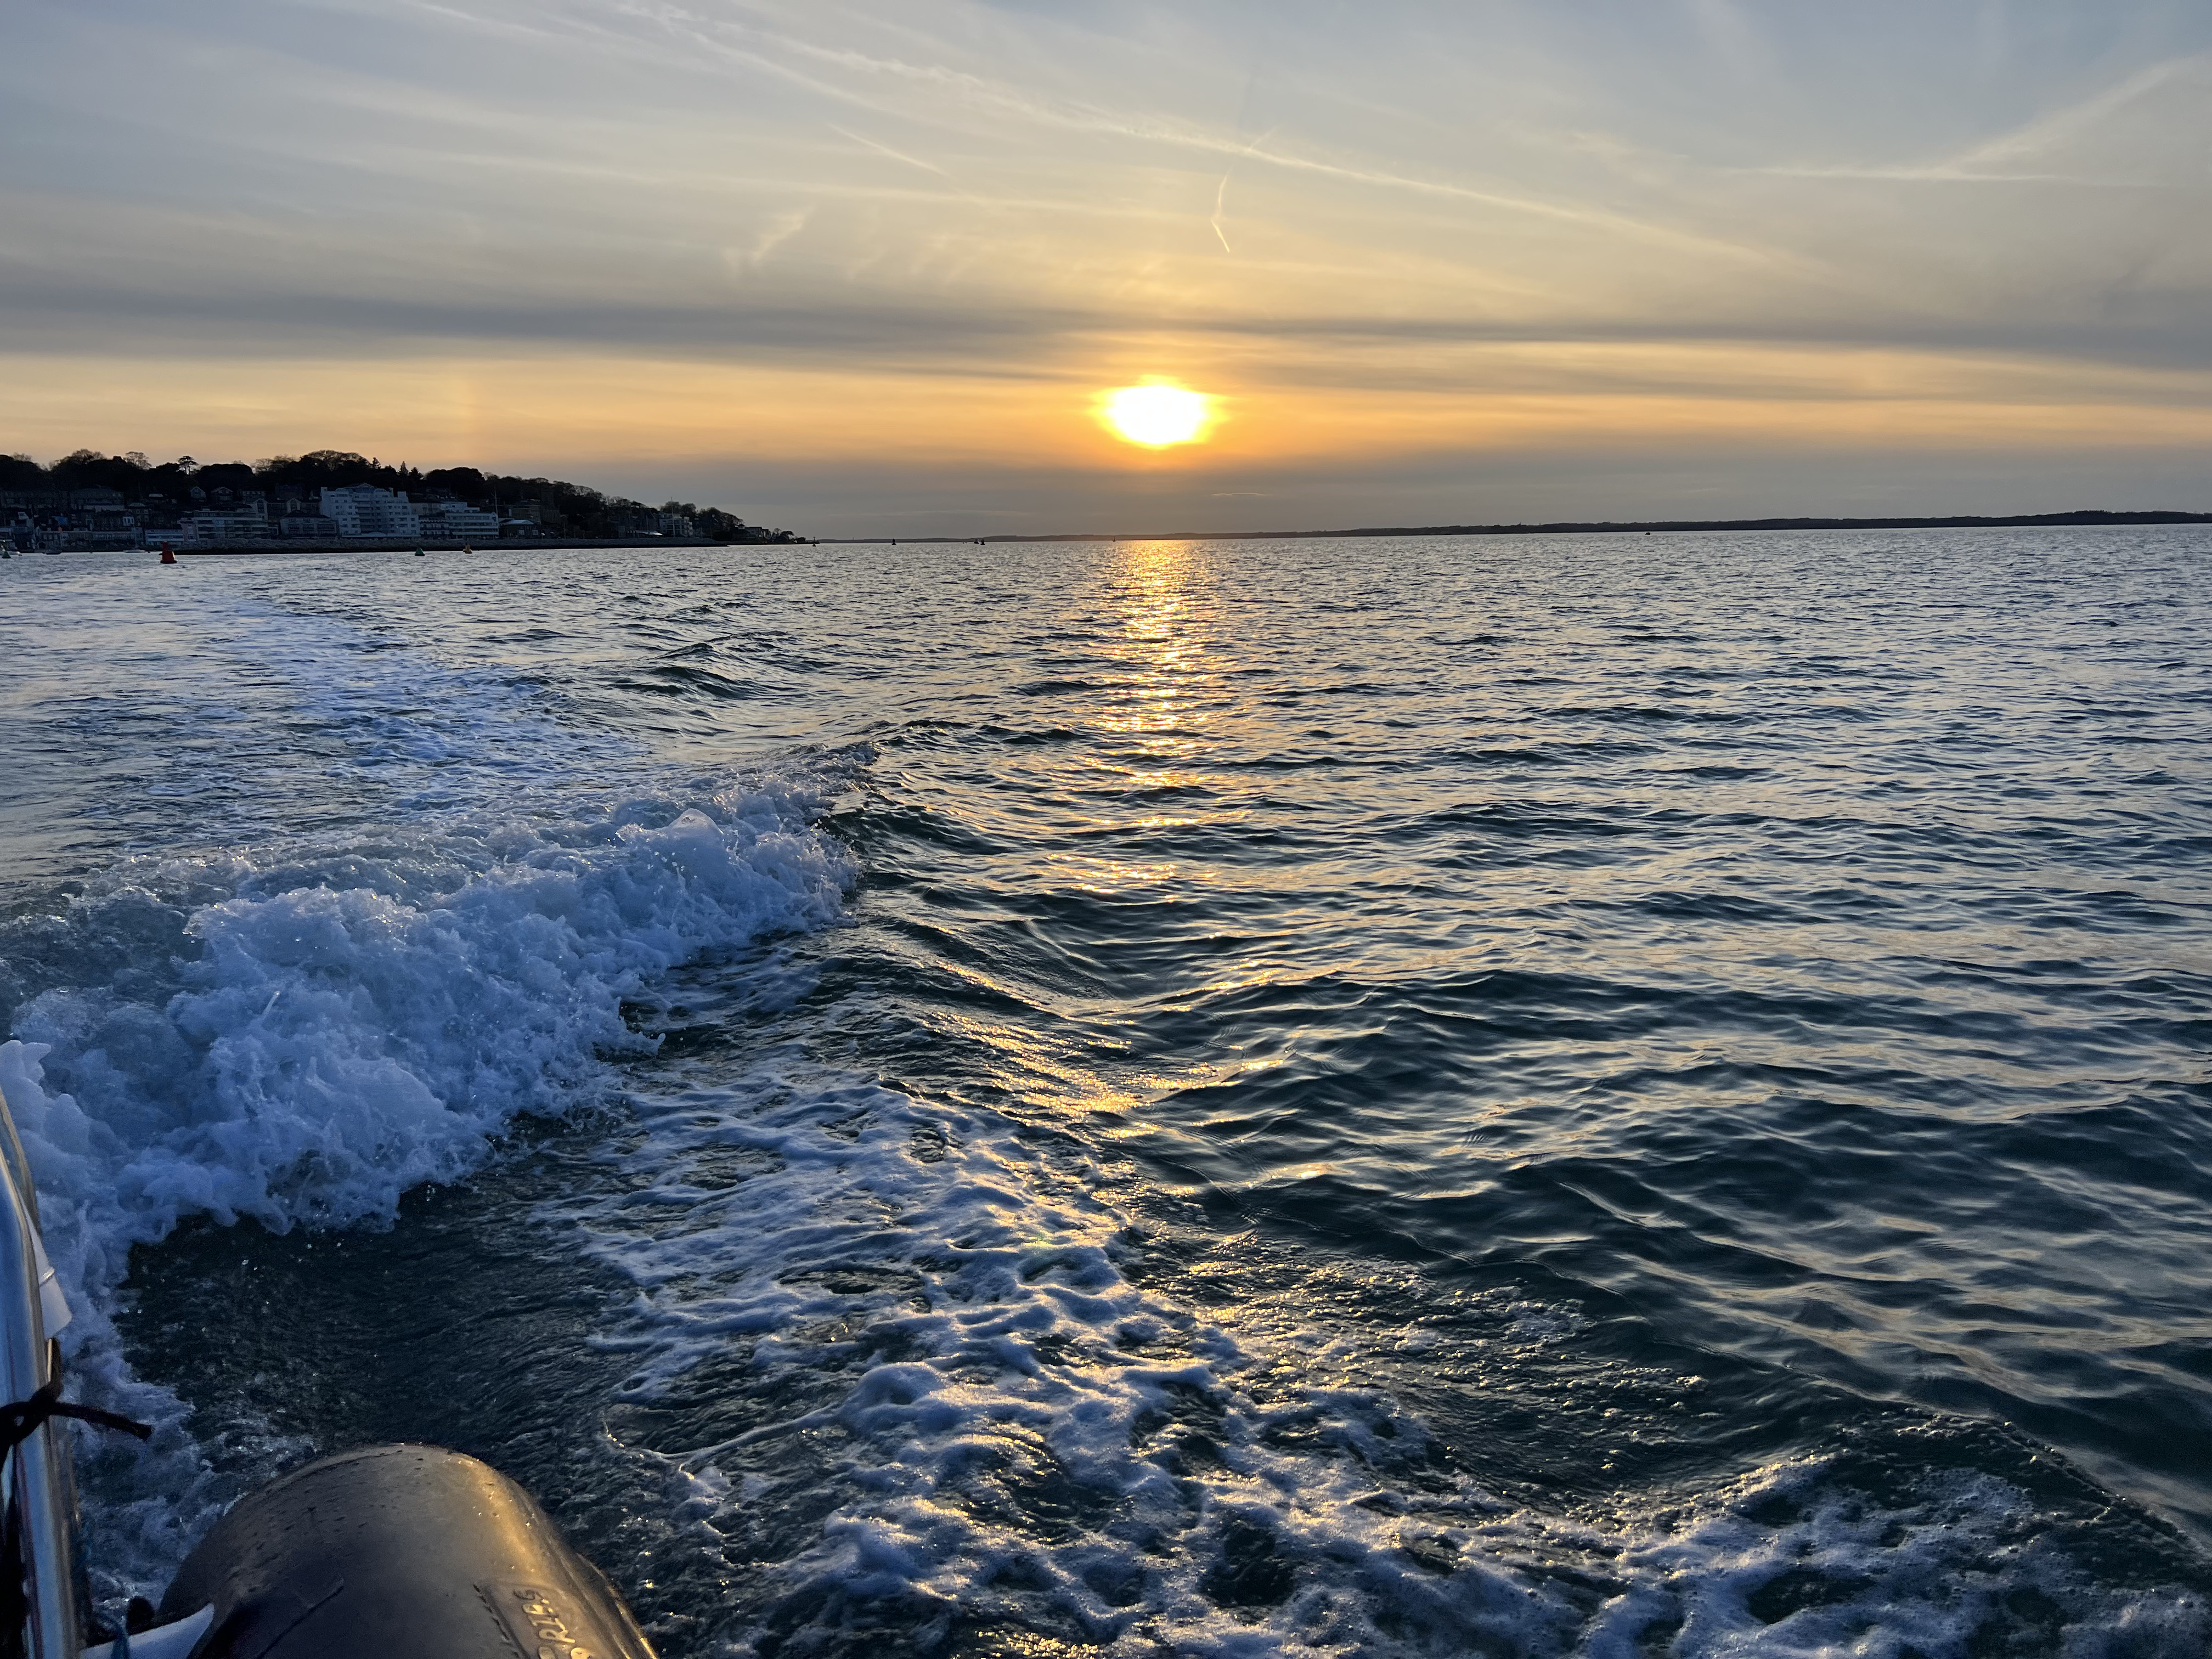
[159,543,177,565]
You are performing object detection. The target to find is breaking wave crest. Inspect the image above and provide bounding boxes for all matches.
[4,785,848,1276]
[0,765,855,1601]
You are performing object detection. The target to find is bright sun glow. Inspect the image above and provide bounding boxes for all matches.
[1102,383,1213,447]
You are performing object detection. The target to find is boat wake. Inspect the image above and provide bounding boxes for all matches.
[562,1043,2212,1656]
[0,761,854,1604]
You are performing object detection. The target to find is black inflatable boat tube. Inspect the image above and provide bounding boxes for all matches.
[159,1443,657,1659]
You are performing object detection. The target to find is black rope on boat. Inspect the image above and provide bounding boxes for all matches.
[0,1346,150,1656]
[0,1375,152,1458]
[0,1336,152,1655]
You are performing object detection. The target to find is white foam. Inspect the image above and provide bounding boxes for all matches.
[10,792,843,1268]
[571,1064,2212,1656]
[0,777,853,1602]
[0,586,861,1607]
[202,597,645,804]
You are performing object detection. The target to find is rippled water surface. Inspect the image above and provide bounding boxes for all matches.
[2,530,2208,1656]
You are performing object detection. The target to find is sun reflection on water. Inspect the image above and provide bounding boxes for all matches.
[1046,541,1239,942]
[1099,540,1218,747]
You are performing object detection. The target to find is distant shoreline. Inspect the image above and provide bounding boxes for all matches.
[46,510,2210,557]
[138,535,726,555]
[819,509,2212,545]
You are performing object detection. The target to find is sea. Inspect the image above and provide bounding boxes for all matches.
[0,529,2207,1657]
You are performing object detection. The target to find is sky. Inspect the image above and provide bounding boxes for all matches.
[4,0,2210,537]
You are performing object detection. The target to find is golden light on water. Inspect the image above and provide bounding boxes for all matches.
[1099,382,1214,448]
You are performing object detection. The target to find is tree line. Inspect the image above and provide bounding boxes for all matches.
[1,448,805,543]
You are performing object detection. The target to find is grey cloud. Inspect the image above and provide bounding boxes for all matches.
[9,250,2210,381]
[0,267,1097,366]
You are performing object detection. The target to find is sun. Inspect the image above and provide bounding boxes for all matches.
[1100,382,1214,448]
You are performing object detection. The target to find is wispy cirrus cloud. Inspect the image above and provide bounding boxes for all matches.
[1750,50,2212,185]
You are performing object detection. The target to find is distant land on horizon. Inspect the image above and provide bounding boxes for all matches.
[831,509,2212,545]
[13,449,2208,551]
[1,447,805,545]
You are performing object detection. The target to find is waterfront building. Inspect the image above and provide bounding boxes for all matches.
[319,484,421,538]
[416,501,500,538]
[280,514,342,538]
[182,500,270,544]
[1,490,142,549]
[77,507,144,549]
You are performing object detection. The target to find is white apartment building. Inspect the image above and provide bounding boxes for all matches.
[320,485,421,539]
[416,501,500,538]
[181,500,270,544]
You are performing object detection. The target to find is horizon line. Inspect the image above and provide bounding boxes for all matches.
[814,507,2212,545]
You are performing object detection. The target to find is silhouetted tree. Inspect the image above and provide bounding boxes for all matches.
[422,466,487,499]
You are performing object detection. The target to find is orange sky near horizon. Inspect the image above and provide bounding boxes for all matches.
[8,342,2208,477]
